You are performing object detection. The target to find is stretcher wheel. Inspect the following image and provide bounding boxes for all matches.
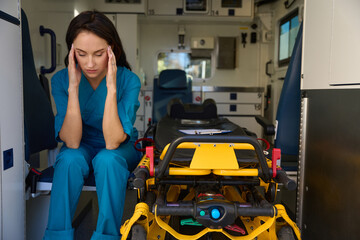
[129,224,147,240]
[277,226,296,240]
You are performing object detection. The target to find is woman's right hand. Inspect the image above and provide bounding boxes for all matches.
[68,44,82,88]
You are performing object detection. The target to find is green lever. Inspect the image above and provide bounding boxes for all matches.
[180,218,202,226]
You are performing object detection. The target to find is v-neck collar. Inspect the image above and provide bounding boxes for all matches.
[81,73,106,92]
[79,74,107,120]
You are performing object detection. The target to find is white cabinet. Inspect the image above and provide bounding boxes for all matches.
[93,0,145,13]
[1,0,20,18]
[116,14,139,74]
[147,0,183,15]
[302,0,360,89]
[329,0,360,86]
[146,0,253,18]
[0,1,25,238]
[212,0,253,17]
[202,87,263,137]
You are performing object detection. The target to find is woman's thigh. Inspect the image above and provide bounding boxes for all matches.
[54,142,97,177]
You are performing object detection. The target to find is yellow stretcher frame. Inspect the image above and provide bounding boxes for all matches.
[121,136,302,240]
[121,203,301,240]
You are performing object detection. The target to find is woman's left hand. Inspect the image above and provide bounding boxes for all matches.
[106,46,117,89]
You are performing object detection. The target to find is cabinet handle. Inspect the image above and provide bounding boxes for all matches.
[266,60,272,77]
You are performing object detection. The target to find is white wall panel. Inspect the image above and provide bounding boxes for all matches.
[0,0,20,19]
[0,18,25,240]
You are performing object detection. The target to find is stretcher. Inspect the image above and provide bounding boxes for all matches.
[121,100,301,240]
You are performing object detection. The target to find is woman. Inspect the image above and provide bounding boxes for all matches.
[43,11,141,240]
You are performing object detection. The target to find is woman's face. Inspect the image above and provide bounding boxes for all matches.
[73,31,109,82]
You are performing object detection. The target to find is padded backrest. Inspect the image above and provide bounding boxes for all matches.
[159,69,188,89]
[274,22,303,156]
[167,98,218,120]
[22,9,57,162]
[152,69,192,123]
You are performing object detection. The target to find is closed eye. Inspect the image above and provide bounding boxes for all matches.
[76,51,86,57]
[95,50,105,57]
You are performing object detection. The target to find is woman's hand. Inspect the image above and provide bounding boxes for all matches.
[68,44,82,88]
[60,44,83,148]
[106,46,117,90]
[103,45,126,149]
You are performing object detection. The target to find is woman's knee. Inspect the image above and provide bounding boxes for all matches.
[55,148,90,175]
[92,149,128,171]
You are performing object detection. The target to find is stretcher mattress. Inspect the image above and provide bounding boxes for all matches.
[154,116,258,164]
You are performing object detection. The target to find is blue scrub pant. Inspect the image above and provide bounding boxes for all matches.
[43,141,141,240]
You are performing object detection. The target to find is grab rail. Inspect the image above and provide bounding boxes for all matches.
[39,25,56,74]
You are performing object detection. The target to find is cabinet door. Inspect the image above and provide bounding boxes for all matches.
[116,14,138,73]
[93,0,145,13]
[147,0,183,15]
[211,0,253,17]
[302,0,360,88]
[329,0,360,85]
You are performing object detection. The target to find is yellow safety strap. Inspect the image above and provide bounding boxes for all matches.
[275,204,301,240]
[120,203,149,240]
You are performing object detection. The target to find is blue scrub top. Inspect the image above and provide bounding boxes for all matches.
[51,67,141,148]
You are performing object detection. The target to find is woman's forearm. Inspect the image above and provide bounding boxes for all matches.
[59,86,82,148]
[103,87,127,149]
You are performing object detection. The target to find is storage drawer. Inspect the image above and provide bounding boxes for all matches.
[217,103,261,115]
[204,92,262,104]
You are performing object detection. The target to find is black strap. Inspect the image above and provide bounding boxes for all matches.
[0,10,20,26]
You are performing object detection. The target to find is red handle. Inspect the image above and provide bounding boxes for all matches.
[146,146,154,177]
[271,148,281,178]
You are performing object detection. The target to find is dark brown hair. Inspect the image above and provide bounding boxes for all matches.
[64,10,131,70]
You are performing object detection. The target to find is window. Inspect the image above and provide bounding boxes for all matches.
[278,9,300,67]
[157,51,212,80]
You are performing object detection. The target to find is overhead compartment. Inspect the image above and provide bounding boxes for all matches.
[147,0,183,15]
[144,0,254,22]
[93,0,146,13]
[212,0,253,17]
